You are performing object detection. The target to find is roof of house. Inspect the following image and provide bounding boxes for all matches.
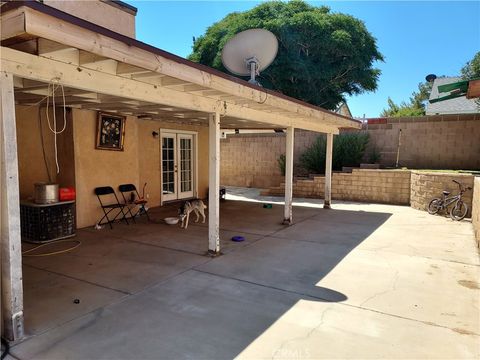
[426,77,479,115]
[335,102,352,118]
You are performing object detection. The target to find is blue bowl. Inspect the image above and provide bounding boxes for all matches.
[231,236,245,242]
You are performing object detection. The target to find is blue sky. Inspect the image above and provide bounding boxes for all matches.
[131,1,480,118]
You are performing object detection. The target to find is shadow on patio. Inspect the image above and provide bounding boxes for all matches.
[16,200,392,359]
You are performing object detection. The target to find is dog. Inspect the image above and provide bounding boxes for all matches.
[178,199,207,229]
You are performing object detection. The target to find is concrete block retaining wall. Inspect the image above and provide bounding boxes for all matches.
[264,170,476,216]
[264,169,411,205]
[410,171,474,217]
[473,177,480,247]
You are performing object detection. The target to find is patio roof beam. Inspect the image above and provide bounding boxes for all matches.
[2,47,339,133]
[6,5,358,129]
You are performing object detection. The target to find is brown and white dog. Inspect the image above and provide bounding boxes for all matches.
[178,199,207,229]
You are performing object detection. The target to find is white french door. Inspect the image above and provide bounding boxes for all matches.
[161,131,196,203]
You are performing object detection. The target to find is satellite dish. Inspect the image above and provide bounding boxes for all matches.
[222,28,278,86]
[425,74,437,83]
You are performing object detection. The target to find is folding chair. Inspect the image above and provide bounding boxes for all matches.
[94,186,129,229]
[118,183,150,222]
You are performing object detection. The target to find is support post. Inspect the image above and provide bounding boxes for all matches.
[283,127,294,225]
[208,112,220,255]
[0,72,24,341]
[324,133,333,209]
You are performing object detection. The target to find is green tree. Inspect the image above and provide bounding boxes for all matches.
[461,51,480,80]
[380,81,432,117]
[189,0,383,110]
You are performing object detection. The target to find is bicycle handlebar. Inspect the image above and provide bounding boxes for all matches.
[451,179,472,194]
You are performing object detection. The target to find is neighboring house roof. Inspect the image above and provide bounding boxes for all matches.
[426,77,479,115]
[335,102,352,118]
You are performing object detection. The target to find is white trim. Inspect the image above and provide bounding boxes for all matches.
[208,113,220,254]
[283,127,294,225]
[159,128,198,205]
[324,133,333,209]
[195,134,198,199]
[177,133,194,199]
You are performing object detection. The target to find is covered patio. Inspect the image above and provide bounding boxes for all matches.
[1,1,361,343]
[8,194,480,359]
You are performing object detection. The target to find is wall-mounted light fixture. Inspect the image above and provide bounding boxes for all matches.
[152,131,159,138]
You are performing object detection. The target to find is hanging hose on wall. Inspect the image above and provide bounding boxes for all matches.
[45,80,68,174]
[38,106,53,183]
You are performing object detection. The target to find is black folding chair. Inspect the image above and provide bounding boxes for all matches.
[94,186,129,229]
[118,183,150,222]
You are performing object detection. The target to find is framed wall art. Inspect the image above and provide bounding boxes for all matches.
[96,113,126,151]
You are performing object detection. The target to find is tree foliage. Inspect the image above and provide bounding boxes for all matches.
[461,51,480,80]
[300,132,370,173]
[380,81,432,117]
[188,0,383,110]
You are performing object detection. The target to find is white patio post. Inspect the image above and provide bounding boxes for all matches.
[208,112,220,255]
[1,72,24,341]
[283,127,294,225]
[324,133,333,209]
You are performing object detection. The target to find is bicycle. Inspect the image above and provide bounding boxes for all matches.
[427,179,472,221]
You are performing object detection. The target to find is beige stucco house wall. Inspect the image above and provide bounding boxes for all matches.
[15,105,210,228]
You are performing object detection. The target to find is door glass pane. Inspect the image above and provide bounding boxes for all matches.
[162,136,175,195]
[180,138,192,193]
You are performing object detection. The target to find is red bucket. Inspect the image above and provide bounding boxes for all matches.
[59,187,76,201]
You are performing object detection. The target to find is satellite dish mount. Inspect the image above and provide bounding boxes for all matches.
[222,29,278,87]
[246,56,260,84]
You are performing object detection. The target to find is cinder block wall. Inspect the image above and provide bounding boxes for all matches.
[220,130,317,188]
[221,114,480,190]
[362,114,480,169]
[472,177,480,247]
[265,169,411,205]
[410,171,474,217]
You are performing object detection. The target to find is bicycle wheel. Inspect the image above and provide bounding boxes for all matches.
[450,201,468,221]
[427,198,441,215]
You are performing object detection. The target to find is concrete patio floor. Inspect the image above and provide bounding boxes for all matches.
[8,189,480,359]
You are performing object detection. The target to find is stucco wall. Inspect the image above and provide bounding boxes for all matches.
[16,105,209,229]
[410,171,474,217]
[15,105,75,200]
[72,109,210,228]
[473,177,480,247]
[72,109,139,228]
[264,169,411,205]
[137,120,209,209]
[43,0,136,38]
